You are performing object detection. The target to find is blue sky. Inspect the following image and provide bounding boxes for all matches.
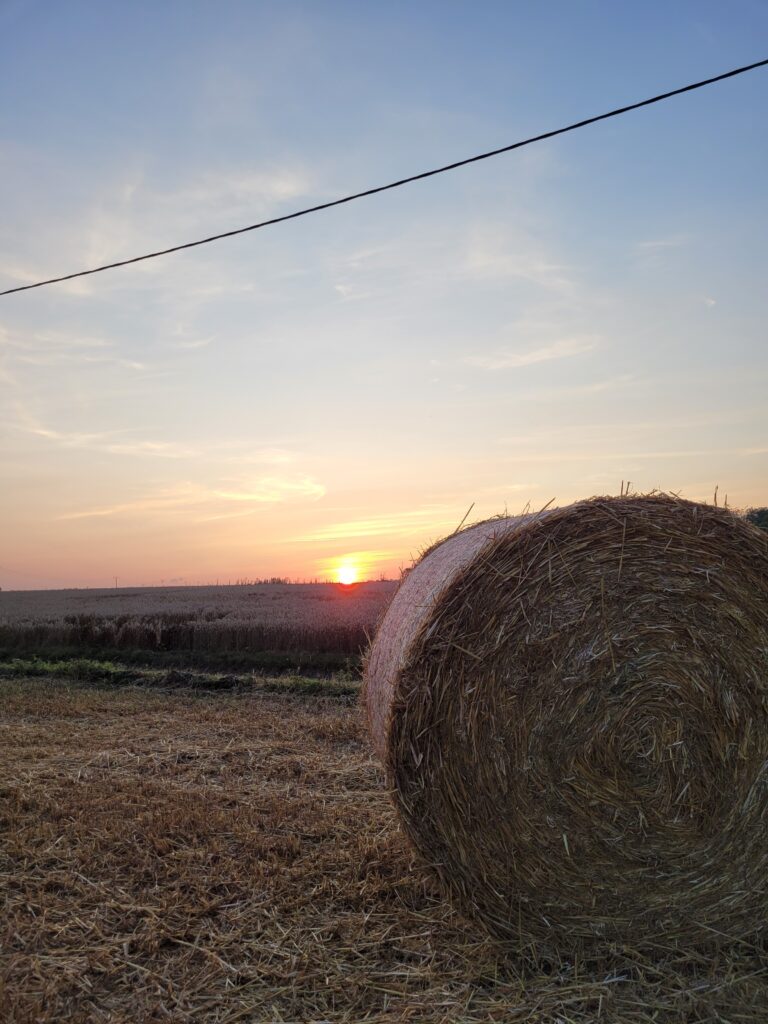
[1,1,766,587]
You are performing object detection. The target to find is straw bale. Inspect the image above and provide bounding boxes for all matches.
[364,494,768,950]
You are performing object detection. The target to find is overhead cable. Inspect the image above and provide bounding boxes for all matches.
[2,57,766,298]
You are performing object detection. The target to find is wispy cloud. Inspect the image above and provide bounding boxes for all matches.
[214,477,325,502]
[59,474,325,520]
[58,487,202,520]
[0,359,18,390]
[19,328,110,350]
[222,448,298,465]
[294,506,458,543]
[0,325,112,352]
[21,421,197,458]
[104,440,200,458]
[0,329,20,390]
[16,415,302,465]
[518,373,635,401]
[496,409,763,447]
[78,167,312,278]
[636,235,687,251]
[164,169,310,211]
[333,280,373,301]
[0,261,96,296]
[337,245,390,270]
[0,162,314,303]
[173,336,216,350]
[0,323,152,376]
[464,335,598,370]
[464,227,575,293]
[495,448,735,464]
[471,482,539,498]
[14,352,146,371]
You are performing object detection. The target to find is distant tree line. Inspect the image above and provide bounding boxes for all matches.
[745,508,768,531]
[233,577,293,586]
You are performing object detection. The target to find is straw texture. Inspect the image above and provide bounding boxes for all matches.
[364,494,768,950]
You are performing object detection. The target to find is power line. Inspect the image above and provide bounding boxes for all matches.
[2,57,766,299]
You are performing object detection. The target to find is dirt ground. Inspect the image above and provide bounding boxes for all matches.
[1,678,766,1023]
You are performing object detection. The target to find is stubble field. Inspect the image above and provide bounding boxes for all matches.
[1,580,767,1021]
[2,676,767,1023]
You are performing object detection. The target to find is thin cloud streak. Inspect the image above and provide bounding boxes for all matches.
[58,475,326,520]
[495,409,765,446]
[214,477,326,502]
[294,506,460,542]
[173,336,216,350]
[0,327,112,351]
[22,423,200,458]
[518,374,636,400]
[636,235,688,250]
[497,448,740,464]
[464,227,576,293]
[76,167,314,277]
[16,415,302,464]
[465,336,598,370]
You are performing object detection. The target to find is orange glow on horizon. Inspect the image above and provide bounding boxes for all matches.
[314,550,395,587]
[336,564,358,586]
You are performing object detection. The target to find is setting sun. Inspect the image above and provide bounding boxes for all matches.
[337,564,359,585]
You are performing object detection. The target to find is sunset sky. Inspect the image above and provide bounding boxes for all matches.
[1,1,767,588]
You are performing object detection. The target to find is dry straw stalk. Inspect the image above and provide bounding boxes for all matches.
[365,494,768,953]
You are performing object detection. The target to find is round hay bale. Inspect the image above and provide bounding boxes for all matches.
[364,494,768,950]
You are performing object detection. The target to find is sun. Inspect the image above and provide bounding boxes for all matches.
[337,564,358,586]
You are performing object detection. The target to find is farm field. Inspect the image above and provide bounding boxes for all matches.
[2,675,767,1023]
[0,582,397,672]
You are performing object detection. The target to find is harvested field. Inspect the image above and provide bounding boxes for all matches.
[2,676,766,1022]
